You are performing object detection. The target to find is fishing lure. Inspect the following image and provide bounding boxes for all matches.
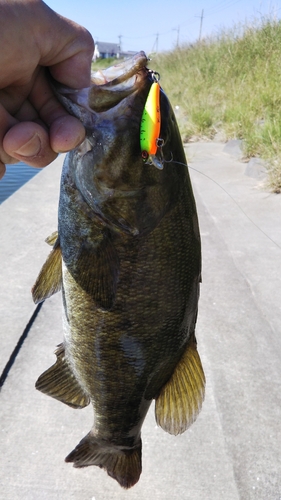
[140,73,163,169]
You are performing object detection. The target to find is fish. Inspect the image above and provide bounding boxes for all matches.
[32,51,205,489]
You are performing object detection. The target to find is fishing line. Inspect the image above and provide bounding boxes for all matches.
[166,158,281,252]
[0,302,44,390]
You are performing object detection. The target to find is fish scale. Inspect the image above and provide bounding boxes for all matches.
[32,51,205,489]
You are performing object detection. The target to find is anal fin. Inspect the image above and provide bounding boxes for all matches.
[155,340,205,435]
[35,344,90,409]
[32,234,62,304]
[65,432,142,489]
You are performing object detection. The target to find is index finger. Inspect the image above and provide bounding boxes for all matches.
[28,68,86,153]
[29,68,70,126]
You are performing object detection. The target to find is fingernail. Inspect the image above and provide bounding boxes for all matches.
[14,133,42,157]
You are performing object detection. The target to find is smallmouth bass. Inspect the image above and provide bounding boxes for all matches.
[32,52,205,489]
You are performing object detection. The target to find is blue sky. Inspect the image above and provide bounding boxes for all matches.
[45,0,281,54]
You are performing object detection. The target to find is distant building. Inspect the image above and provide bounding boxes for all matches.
[93,42,138,61]
[120,50,139,59]
[93,42,120,61]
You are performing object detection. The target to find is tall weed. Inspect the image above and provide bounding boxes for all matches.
[152,17,281,191]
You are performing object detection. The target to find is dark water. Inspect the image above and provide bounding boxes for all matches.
[0,162,40,204]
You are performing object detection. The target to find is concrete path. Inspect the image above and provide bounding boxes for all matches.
[0,143,280,499]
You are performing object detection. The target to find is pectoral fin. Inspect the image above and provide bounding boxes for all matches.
[69,231,120,310]
[35,344,90,409]
[155,340,205,435]
[32,235,62,304]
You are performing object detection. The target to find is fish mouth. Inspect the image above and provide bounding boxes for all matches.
[53,51,150,114]
[91,51,149,87]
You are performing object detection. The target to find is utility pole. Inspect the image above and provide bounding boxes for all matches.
[155,33,159,52]
[199,9,204,41]
[151,33,159,53]
[173,25,180,48]
[118,34,122,53]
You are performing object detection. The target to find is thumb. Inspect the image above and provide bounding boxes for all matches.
[3,122,57,167]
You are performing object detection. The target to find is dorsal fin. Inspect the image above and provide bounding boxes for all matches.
[45,231,59,246]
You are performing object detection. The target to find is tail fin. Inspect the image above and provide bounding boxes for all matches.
[155,339,205,435]
[65,433,142,489]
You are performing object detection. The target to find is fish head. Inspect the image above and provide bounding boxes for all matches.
[54,52,186,235]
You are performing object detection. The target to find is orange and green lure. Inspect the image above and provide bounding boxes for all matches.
[140,75,163,169]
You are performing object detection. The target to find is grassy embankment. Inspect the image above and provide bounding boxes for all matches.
[92,19,281,191]
[153,17,281,192]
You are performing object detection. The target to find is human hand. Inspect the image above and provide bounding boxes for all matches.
[0,0,94,179]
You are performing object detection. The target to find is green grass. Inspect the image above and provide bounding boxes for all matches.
[91,57,118,70]
[151,17,281,192]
